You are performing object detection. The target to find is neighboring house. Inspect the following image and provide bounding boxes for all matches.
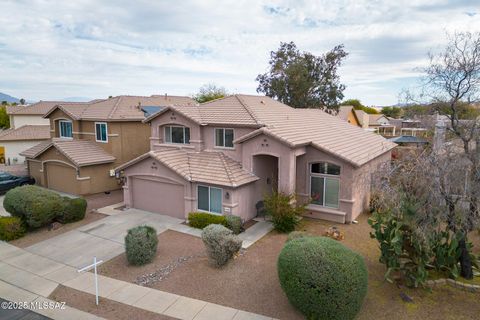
[0,101,87,164]
[337,106,362,127]
[337,106,396,135]
[117,95,396,223]
[20,95,196,195]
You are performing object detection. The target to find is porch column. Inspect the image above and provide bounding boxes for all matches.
[278,152,296,194]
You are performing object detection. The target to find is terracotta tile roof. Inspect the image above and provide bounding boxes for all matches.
[117,149,258,187]
[227,95,396,167]
[7,101,88,116]
[46,95,197,122]
[0,125,50,141]
[20,139,115,167]
[145,94,395,167]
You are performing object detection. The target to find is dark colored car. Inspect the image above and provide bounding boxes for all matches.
[0,172,35,193]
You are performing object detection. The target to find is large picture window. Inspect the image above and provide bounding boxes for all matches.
[197,185,222,214]
[59,120,73,138]
[215,128,234,148]
[165,126,190,144]
[95,122,108,142]
[310,162,340,208]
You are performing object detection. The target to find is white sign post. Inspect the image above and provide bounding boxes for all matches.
[77,256,104,305]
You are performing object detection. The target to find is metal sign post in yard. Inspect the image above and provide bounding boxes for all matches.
[77,256,104,305]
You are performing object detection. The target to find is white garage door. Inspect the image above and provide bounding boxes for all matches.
[131,178,185,218]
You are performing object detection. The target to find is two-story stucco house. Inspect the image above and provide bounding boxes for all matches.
[117,95,396,223]
[0,101,87,164]
[20,95,196,195]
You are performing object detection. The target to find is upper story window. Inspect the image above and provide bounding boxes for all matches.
[215,128,234,148]
[95,122,108,143]
[59,120,73,138]
[165,125,190,144]
[310,162,340,209]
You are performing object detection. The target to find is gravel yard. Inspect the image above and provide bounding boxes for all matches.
[97,214,480,320]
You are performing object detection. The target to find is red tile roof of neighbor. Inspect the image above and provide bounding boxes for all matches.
[6,101,89,116]
[20,139,115,167]
[45,95,197,121]
[0,125,50,141]
[116,148,259,187]
[145,95,396,167]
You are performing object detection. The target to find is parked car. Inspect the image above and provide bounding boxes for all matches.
[0,172,35,193]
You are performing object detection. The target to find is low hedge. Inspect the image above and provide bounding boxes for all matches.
[3,186,88,229]
[188,212,227,229]
[0,216,25,241]
[125,225,158,265]
[4,186,64,228]
[278,236,368,320]
[202,224,242,267]
[225,215,242,234]
[57,197,87,223]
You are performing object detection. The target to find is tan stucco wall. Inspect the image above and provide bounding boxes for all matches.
[12,115,50,128]
[201,126,254,162]
[27,146,120,195]
[346,111,360,127]
[1,140,49,164]
[49,109,81,138]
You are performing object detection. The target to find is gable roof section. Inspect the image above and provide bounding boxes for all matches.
[20,139,115,167]
[44,95,197,122]
[7,101,89,116]
[116,149,258,188]
[0,125,50,141]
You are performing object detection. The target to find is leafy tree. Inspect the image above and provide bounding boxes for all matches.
[0,106,10,128]
[19,98,25,105]
[381,106,402,118]
[340,99,378,114]
[1,101,7,106]
[256,41,348,112]
[193,84,228,103]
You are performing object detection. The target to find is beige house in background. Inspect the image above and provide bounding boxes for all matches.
[21,95,196,195]
[117,95,395,223]
[0,101,87,164]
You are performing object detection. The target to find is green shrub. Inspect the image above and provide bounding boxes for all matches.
[225,215,242,234]
[263,191,306,233]
[0,217,25,241]
[278,236,368,320]
[58,197,87,223]
[201,224,242,267]
[4,186,64,228]
[125,226,158,266]
[188,212,227,229]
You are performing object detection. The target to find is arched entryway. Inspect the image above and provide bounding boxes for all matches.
[252,154,279,196]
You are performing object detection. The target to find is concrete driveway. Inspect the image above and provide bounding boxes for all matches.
[24,209,184,268]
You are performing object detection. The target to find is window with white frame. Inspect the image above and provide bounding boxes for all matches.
[197,185,222,214]
[215,128,234,148]
[95,122,108,142]
[59,120,73,138]
[164,126,190,144]
[310,162,340,209]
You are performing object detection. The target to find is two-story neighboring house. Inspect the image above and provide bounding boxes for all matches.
[0,101,87,164]
[20,95,196,195]
[116,95,396,223]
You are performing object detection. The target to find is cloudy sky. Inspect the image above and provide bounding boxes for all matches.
[1,0,479,105]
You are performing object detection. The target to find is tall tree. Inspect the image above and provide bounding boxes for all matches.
[381,106,402,118]
[0,106,10,128]
[19,98,25,105]
[256,42,348,112]
[423,32,480,279]
[193,84,228,103]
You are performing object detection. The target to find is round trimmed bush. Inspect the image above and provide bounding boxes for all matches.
[4,185,64,229]
[0,216,25,241]
[278,236,368,320]
[57,197,87,223]
[125,226,158,265]
[202,224,242,267]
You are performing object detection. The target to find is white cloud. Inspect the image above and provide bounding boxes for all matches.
[0,0,479,105]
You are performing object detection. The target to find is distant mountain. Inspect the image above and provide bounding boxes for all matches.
[0,92,20,103]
